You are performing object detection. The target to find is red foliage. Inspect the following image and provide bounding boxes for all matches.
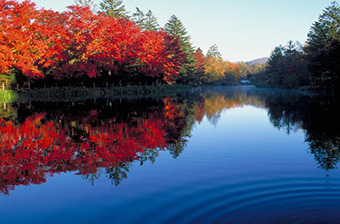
[0,0,45,77]
[0,1,186,83]
[193,49,205,75]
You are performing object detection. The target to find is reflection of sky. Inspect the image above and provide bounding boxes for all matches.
[188,106,314,174]
[17,0,330,61]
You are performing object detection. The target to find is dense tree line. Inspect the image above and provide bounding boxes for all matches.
[0,0,259,90]
[251,1,340,93]
[0,0,186,89]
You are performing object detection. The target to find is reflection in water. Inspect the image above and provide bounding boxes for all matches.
[265,93,340,170]
[0,97,191,194]
[0,87,339,195]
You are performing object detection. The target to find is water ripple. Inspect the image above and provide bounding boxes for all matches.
[141,177,340,224]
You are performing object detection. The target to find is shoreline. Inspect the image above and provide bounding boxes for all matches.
[12,84,196,102]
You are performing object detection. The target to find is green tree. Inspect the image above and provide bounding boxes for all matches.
[266,45,284,85]
[99,0,128,18]
[164,15,196,83]
[74,0,97,11]
[305,1,340,92]
[265,41,308,88]
[206,44,222,59]
[284,40,298,56]
[132,8,159,31]
[306,1,340,51]
[132,7,145,27]
[164,15,194,55]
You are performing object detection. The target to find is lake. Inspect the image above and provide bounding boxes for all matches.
[0,86,340,224]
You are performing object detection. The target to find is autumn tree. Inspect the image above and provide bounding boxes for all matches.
[203,57,226,83]
[193,48,205,82]
[0,0,191,87]
[0,0,54,86]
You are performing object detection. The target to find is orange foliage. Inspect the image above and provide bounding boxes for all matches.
[0,1,186,83]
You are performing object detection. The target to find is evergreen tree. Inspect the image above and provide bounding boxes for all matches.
[164,15,196,83]
[99,0,128,18]
[144,10,159,31]
[306,1,340,51]
[265,42,308,88]
[284,40,298,56]
[132,7,145,27]
[305,1,340,92]
[74,0,97,11]
[164,15,194,55]
[206,44,222,59]
[132,8,159,31]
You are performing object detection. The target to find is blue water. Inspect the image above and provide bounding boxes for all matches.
[0,87,339,223]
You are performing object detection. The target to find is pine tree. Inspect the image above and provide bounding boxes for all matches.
[206,44,222,59]
[164,15,196,83]
[99,0,127,18]
[305,1,340,91]
[144,10,159,31]
[306,1,340,50]
[266,45,284,85]
[164,15,194,55]
[74,0,97,11]
[132,7,145,27]
[132,8,159,31]
[283,40,298,56]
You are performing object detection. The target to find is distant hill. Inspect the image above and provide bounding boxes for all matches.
[246,57,269,66]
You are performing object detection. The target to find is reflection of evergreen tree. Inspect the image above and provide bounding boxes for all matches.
[307,137,340,170]
[106,163,131,186]
[82,172,101,186]
[302,95,340,170]
[168,139,188,159]
[138,148,160,165]
[265,93,307,134]
[265,92,340,170]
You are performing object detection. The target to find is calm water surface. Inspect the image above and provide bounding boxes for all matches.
[0,86,340,223]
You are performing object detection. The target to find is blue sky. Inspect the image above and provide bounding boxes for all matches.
[20,0,331,62]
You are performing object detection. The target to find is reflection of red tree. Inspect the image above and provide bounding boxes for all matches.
[0,100,187,194]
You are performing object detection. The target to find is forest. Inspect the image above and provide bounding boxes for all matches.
[0,0,339,93]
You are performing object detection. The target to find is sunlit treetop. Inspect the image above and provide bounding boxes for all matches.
[307,1,340,50]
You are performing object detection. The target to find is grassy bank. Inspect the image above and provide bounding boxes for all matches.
[16,84,195,102]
